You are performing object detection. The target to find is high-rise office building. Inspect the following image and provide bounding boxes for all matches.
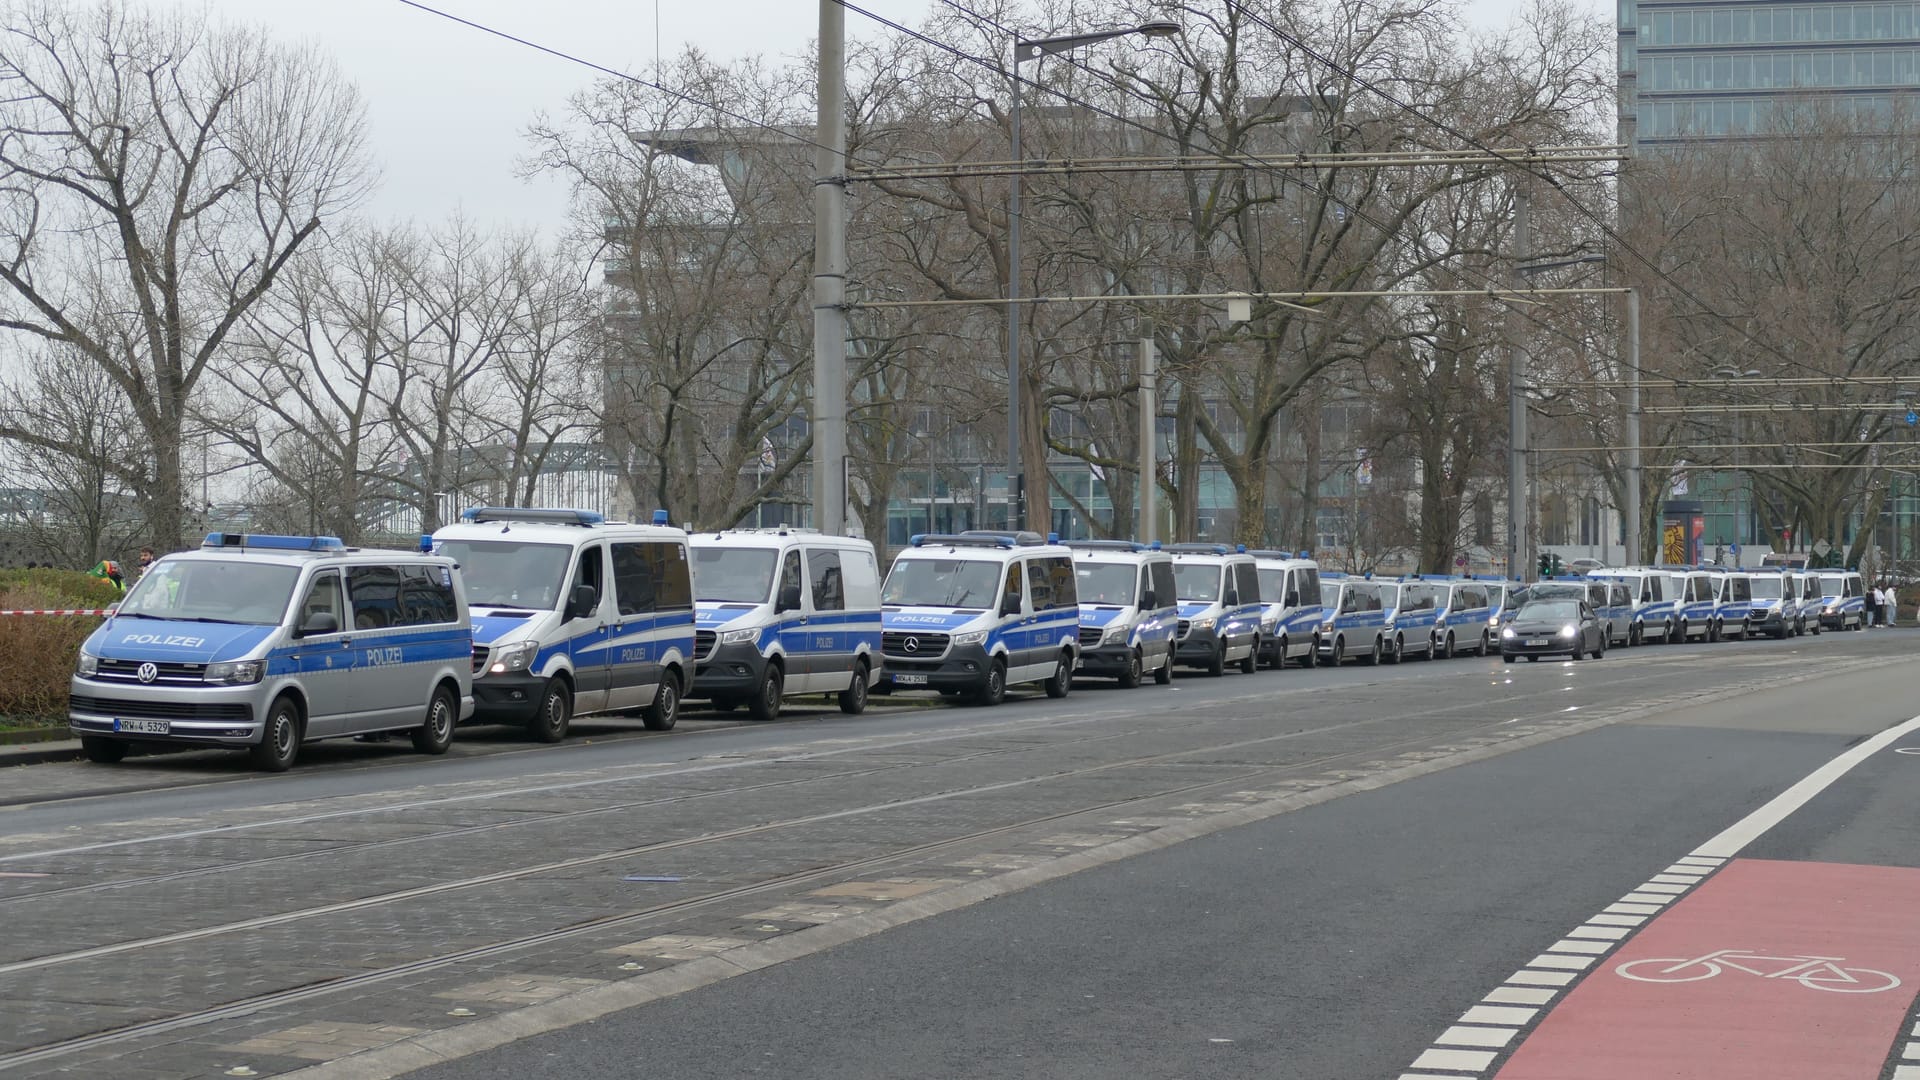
[1619,0,1920,147]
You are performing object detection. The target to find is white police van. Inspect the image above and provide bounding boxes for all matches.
[1316,574,1389,665]
[1740,568,1799,638]
[1250,550,1324,668]
[1433,577,1496,658]
[1592,568,1677,644]
[69,533,473,771]
[432,507,693,741]
[1815,568,1867,631]
[687,529,882,720]
[1790,570,1825,635]
[879,531,1080,705]
[1167,544,1265,676]
[1067,540,1178,687]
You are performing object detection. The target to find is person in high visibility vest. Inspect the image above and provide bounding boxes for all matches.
[86,560,126,593]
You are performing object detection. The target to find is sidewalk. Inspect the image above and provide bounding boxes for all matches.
[0,738,81,767]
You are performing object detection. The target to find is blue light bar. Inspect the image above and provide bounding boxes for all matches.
[653,509,670,525]
[461,507,606,526]
[203,532,345,552]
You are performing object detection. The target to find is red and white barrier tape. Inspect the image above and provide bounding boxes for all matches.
[0,609,115,616]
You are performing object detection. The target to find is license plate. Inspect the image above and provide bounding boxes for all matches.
[1525,638,1550,647]
[893,673,929,686]
[114,718,169,735]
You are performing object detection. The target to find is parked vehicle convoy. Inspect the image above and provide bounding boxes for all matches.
[1500,598,1607,662]
[686,529,883,720]
[878,531,1080,705]
[1166,544,1266,676]
[1250,550,1325,669]
[1067,541,1178,687]
[70,532,473,771]
[432,507,693,741]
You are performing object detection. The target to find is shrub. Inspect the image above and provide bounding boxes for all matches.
[0,574,113,723]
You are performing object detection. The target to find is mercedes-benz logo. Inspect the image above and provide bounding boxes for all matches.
[904,637,920,653]
[136,662,158,684]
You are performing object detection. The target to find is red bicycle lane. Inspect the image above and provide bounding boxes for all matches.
[1495,858,1920,1080]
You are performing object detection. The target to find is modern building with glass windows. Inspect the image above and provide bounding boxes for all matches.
[1620,0,1920,145]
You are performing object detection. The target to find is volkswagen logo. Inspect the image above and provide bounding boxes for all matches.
[136,662,158,684]
[904,637,920,653]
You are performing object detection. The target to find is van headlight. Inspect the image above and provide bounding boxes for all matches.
[75,652,98,677]
[1102,623,1132,645]
[204,660,264,686]
[1189,616,1217,631]
[488,640,540,676]
[952,630,988,645]
[1320,620,1334,633]
[719,628,759,645]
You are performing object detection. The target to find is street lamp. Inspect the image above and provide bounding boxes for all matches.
[1512,249,1609,573]
[1709,366,1762,565]
[1007,19,1181,532]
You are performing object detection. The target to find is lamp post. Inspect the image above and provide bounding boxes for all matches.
[1513,249,1608,573]
[1008,19,1180,533]
[1710,365,1762,565]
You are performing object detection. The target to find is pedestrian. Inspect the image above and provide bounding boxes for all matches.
[1884,583,1898,628]
[1870,584,1886,628]
[135,547,155,581]
[86,559,125,593]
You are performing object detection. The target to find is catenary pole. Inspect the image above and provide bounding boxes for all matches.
[811,0,848,534]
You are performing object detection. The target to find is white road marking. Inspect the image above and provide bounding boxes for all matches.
[1529,954,1595,970]
[1549,938,1615,954]
[1435,1025,1518,1048]
[1508,969,1578,986]
[1485,986,1558,1005]
[1605,903,1663,915]
[1587,914,1648,927]
[1566,926,1632,940]
[1693,711,1920,858]
[1620,891,1676,904]
[1462,1005,1539,1025]
[1411,1047,1499,1071]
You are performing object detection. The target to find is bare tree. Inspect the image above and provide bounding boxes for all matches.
[0,346,147,566]
[0,0,371,549]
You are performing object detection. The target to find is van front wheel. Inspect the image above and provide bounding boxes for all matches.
[748,665,783,722]
[974,659,1007,706]
[251,698,301,772]
[1117,648,1143,689]
[530,679,571,743]
[1238,638,1258,675]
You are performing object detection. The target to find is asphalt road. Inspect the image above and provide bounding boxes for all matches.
[0,627,1914,1080]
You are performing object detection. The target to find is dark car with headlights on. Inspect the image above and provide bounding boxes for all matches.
[1499,599,1605,662]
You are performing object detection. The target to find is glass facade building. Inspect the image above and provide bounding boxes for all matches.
[1620,0,1920,145]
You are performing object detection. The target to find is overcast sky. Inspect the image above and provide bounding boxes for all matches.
[157,0,1581,237]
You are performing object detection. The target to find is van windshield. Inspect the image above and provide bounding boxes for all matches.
[1173,563,1221,602]
[1819,574,1847,596]
[1258,568,1286,602]
[1749,578,1782,598]
[437,540,570,610]
[117,560,300,626]
[693,547,777,603]
[1076,563,1137,606]
[882,558,1001,608]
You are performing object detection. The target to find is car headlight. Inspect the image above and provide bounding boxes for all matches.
[1825,604,1837,613]
[75,652,98,677]
[1500,627,1516,639]
[1260,618,1277,634]
[1559,625,1577,638]
[1189,616,1217,631]
[719,627,759,645]
[204,659,264,686]
[488,639,540,676]
[952,630,988,645]
[1102,623,1131,645]
[1319,620,1334,633]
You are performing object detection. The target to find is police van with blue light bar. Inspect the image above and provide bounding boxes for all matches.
[1249,550,1324,668]
[879,531,1080,706]
[69,532,473,771]
[1065,540,1178,687]
[1166,543,1266,676]
[431,507,694,741]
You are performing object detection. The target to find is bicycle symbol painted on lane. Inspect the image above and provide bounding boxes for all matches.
[1615,949,1902,993]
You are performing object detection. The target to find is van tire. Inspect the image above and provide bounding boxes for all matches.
[530,679,571,743]
[81,736,127,764]
[1237,639,1258,675]
[1384,635,1404,664]
[974,659,1007,706]
[1117,649,1143,689]
[1299,638,1317,668]
[642,672,680,730]
[1477,630,1490,657]
[1152,655,1172,684]
[1044,652,1073,698]
[1205,644,1225,677]
[1361,637,1381,666]
[1708,620,1721,643]
[411,687,456,755]
[251,697,301,772]
[1440,632,1455,660]
[748,665,783,722]
[838,661,870,714]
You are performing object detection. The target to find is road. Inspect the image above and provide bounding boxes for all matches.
[0,628,1914,1080]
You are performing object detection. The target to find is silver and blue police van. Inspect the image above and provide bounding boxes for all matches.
[1592,568,1676,645]
[1316,574,1389,665]
[1815,568,1867,631]
[1375,578,1444,663]
[1432,577,1496,658]
[1698,566,1753,639]
[1529,578,1628,644]
[879,531,1080,705]
[69,532,473,771]
[1167,544,1266,676]
[1790,570,1825,634]
[1477,576,1523,628]
[1067,541,1178,687]
[687,529,883,720]
[1740,568,1799,638]
[1662,566,1718,641]
[432,507,693,741]
[1250,550,1325,668]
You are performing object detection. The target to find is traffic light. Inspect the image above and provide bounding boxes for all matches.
[1551,553,1565,576]
[1538,553,1554,577]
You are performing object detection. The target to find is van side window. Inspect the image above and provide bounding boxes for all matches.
[1150,561,1175,608]
[397,565,458,625]
[845,550,881,610]
[300,571,344,632]
[1026,559,1053,609]
[1046,556,1076,609]
[1299,569,1320,604]
[808,549,844,612]
[1233,563,1259,606]
[1002,563,1024,609]
[611,541,688,616]
[573,545,608,615]
[1732,577,1751,601]
[778,551,803,608]
[347,564,401,630]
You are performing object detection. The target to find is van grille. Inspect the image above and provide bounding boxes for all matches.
[883,631,949,658]
[1177,619,1191,639]
[91,659,207,686]
[1078,626,1105,648]
[69,695,253,722]
[694,629,716,661]
[471,645,490,674]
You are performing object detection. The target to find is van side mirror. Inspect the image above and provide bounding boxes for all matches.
[1285,591,1299,607]
[298,611,338,638]
[777,584,803,613]
[567,584,599,620]
[1223,589,1238,607]
[1000,593,1022,617]
[1139,589,1156,610]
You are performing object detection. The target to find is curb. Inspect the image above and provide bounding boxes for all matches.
[0,740,80,767]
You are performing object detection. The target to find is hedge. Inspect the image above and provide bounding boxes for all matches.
[0,569,118,723]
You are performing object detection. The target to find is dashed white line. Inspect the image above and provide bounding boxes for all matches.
[1434,1025,1519,1049]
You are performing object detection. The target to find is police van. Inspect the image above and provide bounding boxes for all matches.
[1592,568,1676,645]
[1790,570,1825,634]
[1067,541,1178,688]
[1530,578,1628,644]
[879,531,1080,705]
[69,533,473,771]
[1815,568,1867,631]
[1662,567,1719,641]
[1250,550,1324,668]
[432,507,693,741]
[1432,577,1496,658]
[1698,566,1753,639]
[1167,544,1266,676]
[1477,576,1523,628]
[1374,578,1444,663]
[686,529,882,720]
[1316,574,1389,665]
[1740,568,1799,638]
